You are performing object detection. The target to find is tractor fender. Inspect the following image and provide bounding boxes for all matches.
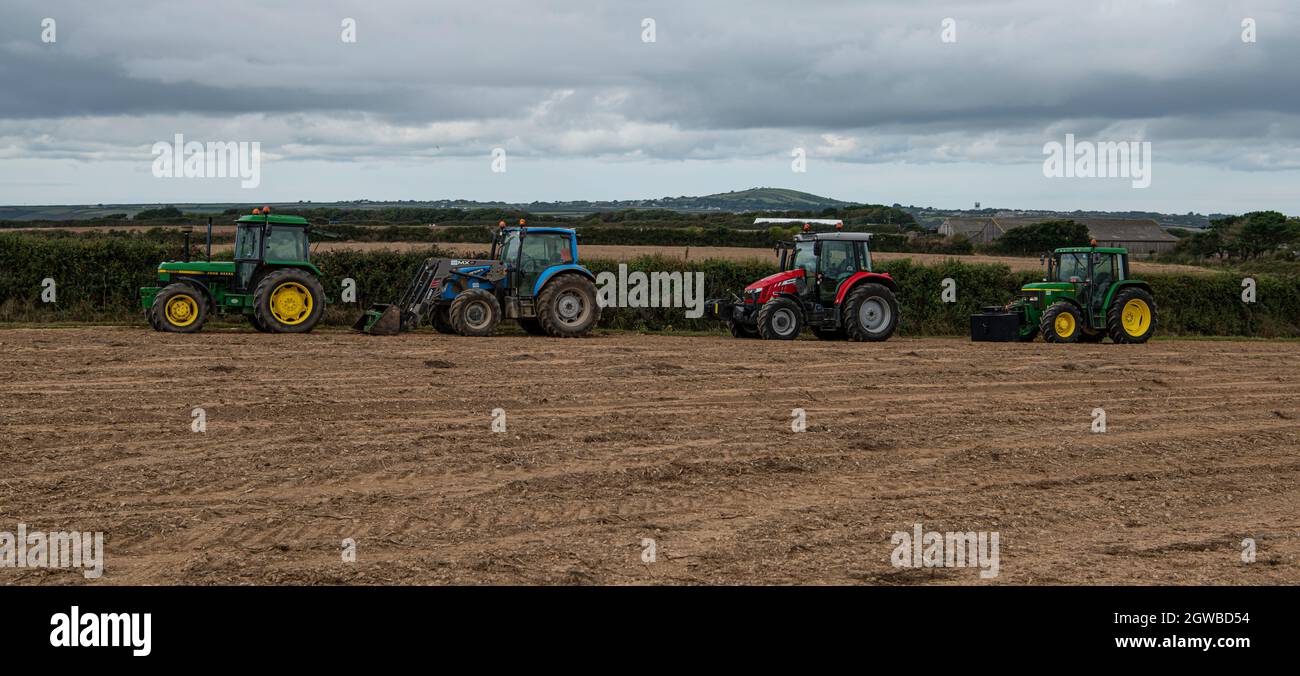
[533,264,596,296]
[264,261,324,277]
[1103,280,1153,308]
[834,272,897,306]
[171,276,215,310]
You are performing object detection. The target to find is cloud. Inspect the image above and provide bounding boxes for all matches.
[3,0,1300,208]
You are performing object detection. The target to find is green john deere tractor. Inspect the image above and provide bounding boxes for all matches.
[140,208,326,333]
[971,245,1158,344]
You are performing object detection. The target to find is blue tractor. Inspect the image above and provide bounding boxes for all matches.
[354,221,601,338]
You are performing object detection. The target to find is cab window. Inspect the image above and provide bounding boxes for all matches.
[790,241,817,278]
[234,225,261,260]
[1056,253,1088,281]
[820,241,855,279]
[855,241,872,271]
[265,226,308,261]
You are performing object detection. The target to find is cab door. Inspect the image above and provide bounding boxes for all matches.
[1087,252,1119,324]
[817,240,856,306]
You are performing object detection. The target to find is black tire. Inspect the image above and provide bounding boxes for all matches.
[811,327,845,340]
[1107,287,1158,344]
[431,307,457,334]
[1040,302,1082,343]
[756,296,803,340]
[537,274,600,338]
[518,317,548,335]
[146,306,162,331]
[842,283,899,342]
[253,268,325,334]
[448,288,501,336]
[151,283,208,333]
[246,312,271,333]
[727,321,759,339]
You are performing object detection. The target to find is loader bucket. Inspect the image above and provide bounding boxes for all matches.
[353,304,401,335]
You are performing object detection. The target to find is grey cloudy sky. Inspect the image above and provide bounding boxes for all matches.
[2,0,1298,212]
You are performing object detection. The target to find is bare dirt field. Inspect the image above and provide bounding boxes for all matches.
[2,327,1297,585]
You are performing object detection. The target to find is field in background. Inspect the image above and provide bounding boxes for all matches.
[2,327,1297,585]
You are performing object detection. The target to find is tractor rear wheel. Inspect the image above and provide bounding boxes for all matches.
[151,283,208,333]
[431,307,457,334]
[1107,288,1158,344]
[253,269,325,333]
[842,284,899,342]
[756,296,803,340]
[518,318,548,335]
[449,288,501,336]
[1040,302,1082,343]
[537,274,600,337]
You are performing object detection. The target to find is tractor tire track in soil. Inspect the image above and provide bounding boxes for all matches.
[1,327,1297,585]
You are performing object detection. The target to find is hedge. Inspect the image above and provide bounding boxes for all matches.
[3,233,1298,337]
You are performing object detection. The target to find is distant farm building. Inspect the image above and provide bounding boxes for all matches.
[938,216,1178,256]
[937,217,1004,244]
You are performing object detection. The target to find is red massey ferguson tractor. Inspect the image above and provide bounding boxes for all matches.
[706,229,900,341]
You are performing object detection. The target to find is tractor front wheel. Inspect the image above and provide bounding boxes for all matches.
[151,283,208,333]
[1107,288,1158,344]
[537,274,601,337]
[253,269,325,333]
[1040,302,1082,343]
[756,296,803,340]
[449,288,501,337]
[842,283,899,342]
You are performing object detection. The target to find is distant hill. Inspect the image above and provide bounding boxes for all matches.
[0,188,857,222]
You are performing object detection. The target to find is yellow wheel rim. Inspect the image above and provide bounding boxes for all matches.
[165,295,199,327]
[1121,299,1151,336]
[270,282,313,325]
[1054,311,1075,337]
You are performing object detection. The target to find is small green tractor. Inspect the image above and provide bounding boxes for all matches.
[140,208,326,333]
[971,244,1157,343]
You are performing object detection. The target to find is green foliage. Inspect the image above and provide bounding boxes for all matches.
[1170,211,1300,263]
[992,220,1091,255]
[133,206,183,220]
[3,233,1298,337]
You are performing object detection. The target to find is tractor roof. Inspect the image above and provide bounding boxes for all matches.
[794,231,873,242]
[504,226,576,235]
[235,214,310,226]
[1055,246,1127,254]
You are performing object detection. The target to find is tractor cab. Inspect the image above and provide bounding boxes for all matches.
[491,223,579,298]
[232,212,312,292]
[1038,246,1130,327]
[777,230,876,307]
